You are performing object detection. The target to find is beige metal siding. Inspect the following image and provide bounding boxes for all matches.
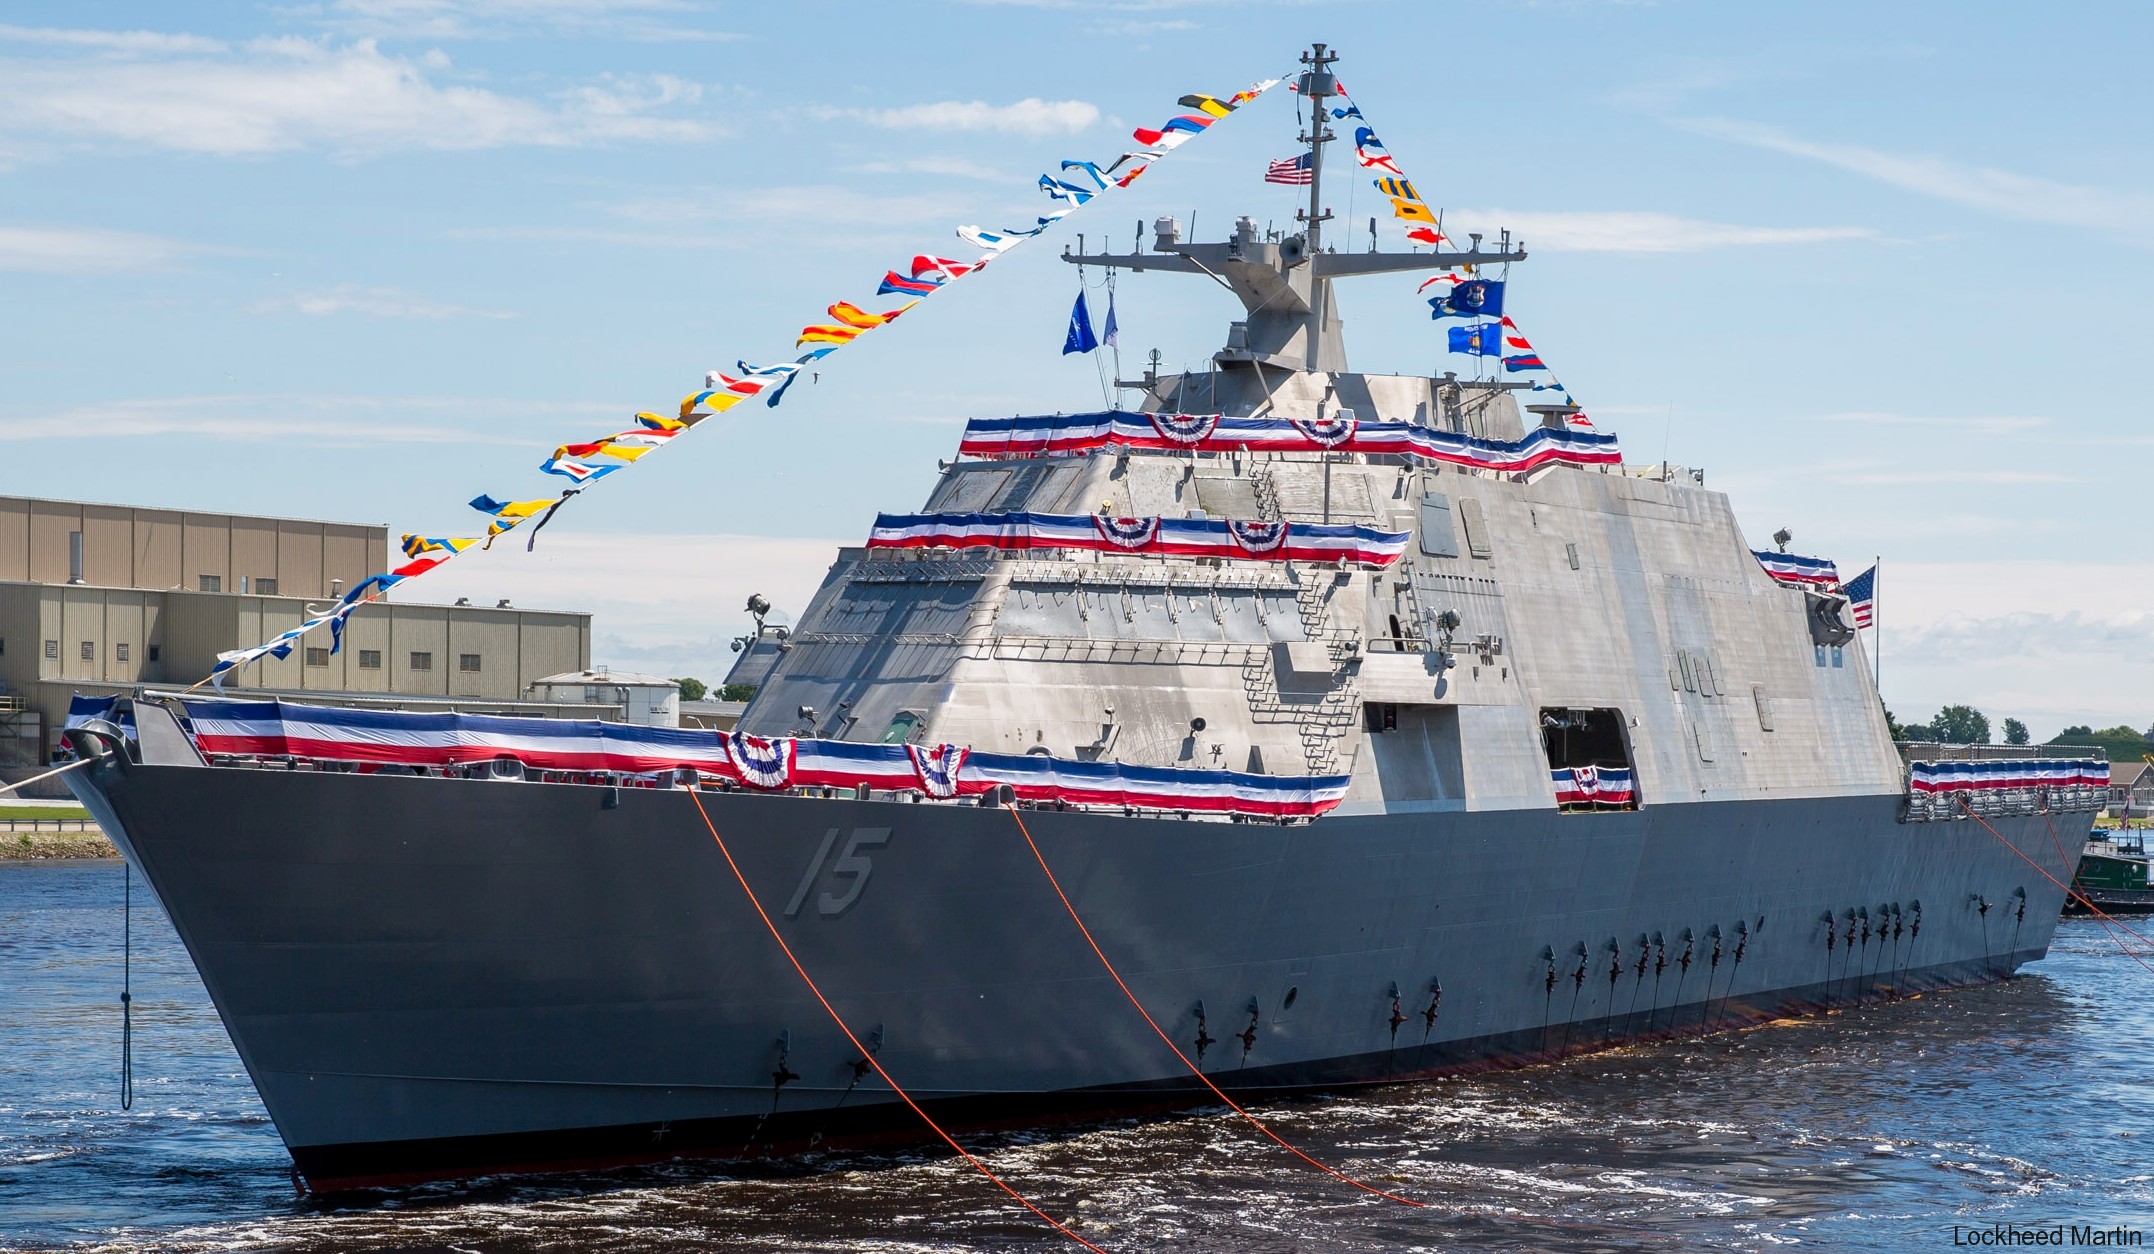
[0,500,26,583]
[231,520,278,595]
[182,514,231,591]
[390,608,450,695]
[28,501,77,584]
[82,505,134,587]
[281,522,325,600]
[323,525,375,597]
[133,509,183,589]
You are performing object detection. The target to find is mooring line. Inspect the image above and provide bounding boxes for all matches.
[1954,799,2154,977]
[685,790,1109,1252]
[1002,803,1428,1209]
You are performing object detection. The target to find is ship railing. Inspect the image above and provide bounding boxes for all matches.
[194,754,1320,823]
[1901,784,2108,824]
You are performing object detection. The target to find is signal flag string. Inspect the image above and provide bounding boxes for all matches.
[1002,803,1428,1209]
[683,789,1111,1253]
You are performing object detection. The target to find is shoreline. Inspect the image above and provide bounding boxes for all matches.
[1,829,118,861]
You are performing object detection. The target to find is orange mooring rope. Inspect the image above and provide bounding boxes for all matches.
[685,789,1109,1252]
[1003,804,1427,1209]
[1954,798,2154,976]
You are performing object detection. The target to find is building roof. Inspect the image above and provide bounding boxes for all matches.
[2113,760,2153,788]
[533,669,677,689]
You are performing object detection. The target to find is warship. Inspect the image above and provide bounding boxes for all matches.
[63,46,2107,1192]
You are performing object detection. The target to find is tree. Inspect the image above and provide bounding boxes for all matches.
[2059,725,2094,739]
[1929,705,1990,745]
[2002,717,2029,745]
[720,683,758,702]
[1882,705,1907,740]
[675,677,707,702]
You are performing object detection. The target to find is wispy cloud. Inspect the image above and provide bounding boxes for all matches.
[259,284,518,319]
[1446,209,1874,253]
[0,223,203,273]
[1808,412,2051,436]
[600,184,974,228]
[1677,118,2154,232]
[0,24,227,54]
[0,36,716,156]
[849,156,1020,183]
[317,0,745,42]
[820,98,1100,137]
[0,393,614,445]
[1837,469,2076,486]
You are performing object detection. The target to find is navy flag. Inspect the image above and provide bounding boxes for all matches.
[1447,323,1502,356]
[1063,289,1099,355]
[1428,279,1506,319]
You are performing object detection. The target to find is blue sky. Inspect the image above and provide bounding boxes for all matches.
[5,1,2149,738]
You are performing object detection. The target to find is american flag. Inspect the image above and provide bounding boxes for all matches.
[1265,153,1314,185]
[1844,563,1877,629]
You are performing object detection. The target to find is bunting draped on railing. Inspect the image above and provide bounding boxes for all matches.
[1752,550,1841,589]
[175,698,1349,818]
[866,510,1410,567]
[1907,759,2109,794]
[957,409,1622,473]
[207,74,1283,688]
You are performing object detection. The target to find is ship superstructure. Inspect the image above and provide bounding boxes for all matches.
[60,46,2104,1193]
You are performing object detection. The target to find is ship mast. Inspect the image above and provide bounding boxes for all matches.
[1297,43,1338,371]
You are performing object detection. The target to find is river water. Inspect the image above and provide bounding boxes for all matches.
[3,858,2149,1251]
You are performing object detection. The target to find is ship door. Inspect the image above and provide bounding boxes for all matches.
[1541,707,1640,811]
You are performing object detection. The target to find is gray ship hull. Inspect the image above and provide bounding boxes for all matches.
[70,754,2071,1190]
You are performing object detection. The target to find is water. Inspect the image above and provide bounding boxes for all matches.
[4,859,2150,1252]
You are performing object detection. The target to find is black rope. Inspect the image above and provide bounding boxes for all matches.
[120,864,134,1111]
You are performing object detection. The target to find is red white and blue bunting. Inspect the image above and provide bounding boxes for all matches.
[1908,759,2108,794]
[1752,550,1841,589]
[1552,765,1635,809]
[176,699,1350,818]
[958,410,1621,472]
[867,510,1409,567]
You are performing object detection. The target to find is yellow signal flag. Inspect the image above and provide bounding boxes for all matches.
[796,324,863,347]
[1373,177,1419,202]
[634,411,686,431]
[1389,197,1439,226]
[678,390,748,419]
[1177,93,1235,117]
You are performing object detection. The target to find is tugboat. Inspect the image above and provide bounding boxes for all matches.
[61,44,2109,1192]
[2068,826,2154,914]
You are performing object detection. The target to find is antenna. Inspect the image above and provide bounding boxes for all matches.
[1296,41,1339,370]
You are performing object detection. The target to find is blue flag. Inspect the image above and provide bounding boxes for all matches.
[1063,289,1099,355]
[1447,323,1502,356]
[1102,291,1119,348]
[1427,279,1506,320]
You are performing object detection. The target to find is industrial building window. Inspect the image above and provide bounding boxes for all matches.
[458,653,481,673]
[148,645,160,662]
[198,575,221,593]
[44,639,58,659]
[409,651,434,671]
[80,641,95,661]
[257,578,278,596]
[305,647,330,667]
[358,650,381,670]
[115,643,129,663]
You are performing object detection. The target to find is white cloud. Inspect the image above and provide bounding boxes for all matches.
[263,284,518,319]
[0,223,200,273]
[1678,118,2154,232]
[0,37,715,156]
[850,156,1021,183]
[1807,412,2051,436]
[411,531,847,678]
[320,0,744,41]
[826,98,1100,137]
[1446,209,1875,253]
[0,24,228,54]
[0,393,614,446]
